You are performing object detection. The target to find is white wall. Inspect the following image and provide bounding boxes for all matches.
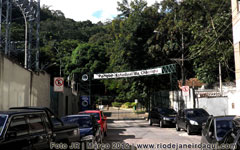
[170,89,229,116]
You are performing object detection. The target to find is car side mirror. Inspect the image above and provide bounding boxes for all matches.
[102,117,107,121]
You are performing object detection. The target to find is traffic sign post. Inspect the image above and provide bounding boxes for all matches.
[54,77,64,92]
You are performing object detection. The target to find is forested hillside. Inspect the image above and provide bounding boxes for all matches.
[11,0,234,101]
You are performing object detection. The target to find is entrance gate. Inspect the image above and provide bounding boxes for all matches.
[88,64,178,120]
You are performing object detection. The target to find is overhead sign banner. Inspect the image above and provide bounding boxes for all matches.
[94,67,162,79]
[54,77,64,92]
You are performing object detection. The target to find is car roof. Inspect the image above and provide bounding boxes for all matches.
[0,109,45,116]
[214,115,236,120]
[80,110,101,113]
[184,108,206,111]
[62,114,92,118]
[154,107,174,109]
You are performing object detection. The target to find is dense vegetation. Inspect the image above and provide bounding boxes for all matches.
[9,0,234,102]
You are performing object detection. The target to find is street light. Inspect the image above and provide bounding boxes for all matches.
[14,0,38,69]
[17,5,28,69]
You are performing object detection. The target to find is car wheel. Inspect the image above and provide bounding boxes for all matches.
[149,119,152,126]
[187,125,192,135]
[176,123,180,131]
[159,120,163,128]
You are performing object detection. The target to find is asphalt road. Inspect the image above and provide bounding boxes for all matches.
[102,119,201,150]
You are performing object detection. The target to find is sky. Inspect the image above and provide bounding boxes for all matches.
[41,0,158,23]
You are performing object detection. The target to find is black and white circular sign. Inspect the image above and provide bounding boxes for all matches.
[82,74,88,81]
[82,100,89,107]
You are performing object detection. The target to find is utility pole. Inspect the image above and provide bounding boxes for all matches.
[181,32,185,86]
[219,62,222,95]
[0,0,2,49]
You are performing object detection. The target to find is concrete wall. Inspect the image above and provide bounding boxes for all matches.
[227,91,240,115]
[0,54,50,110]
[50,87,80,117]
[196,97,228,116]
[170,89,229,116]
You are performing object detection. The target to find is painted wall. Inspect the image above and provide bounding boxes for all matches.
[170,89,229,116]
[0,54,50,110]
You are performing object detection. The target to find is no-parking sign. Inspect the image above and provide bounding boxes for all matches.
[182,86,189,97]
[54,77,64,92]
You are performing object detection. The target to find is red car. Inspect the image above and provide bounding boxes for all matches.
[80,110,108,136]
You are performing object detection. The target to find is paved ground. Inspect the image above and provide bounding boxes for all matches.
[101,108,201,150]
[103,120,201,150]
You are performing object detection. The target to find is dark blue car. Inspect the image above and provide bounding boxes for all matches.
[61,114,102,145]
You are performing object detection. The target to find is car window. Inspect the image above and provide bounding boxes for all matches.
[216,120,233,138]
[42,114,51,131]
[28,114,45,134]
[0,114,8,136]
[62,116,92,128]
[8,115,29,137]
[205,117,212,131]
[90,113,100,120]
[92,116,99,126]
[159,108,176,115]
[208,119,215,137]
[186,109,209,118]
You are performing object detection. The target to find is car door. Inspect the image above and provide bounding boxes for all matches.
[181,111,187,130]
[157,108,162,122]
[178,110,185,129]
[201,117,213,144]
[4,115,31,150]
[28,113,50,150]
[151,108,157,123]
[205,118,217,143]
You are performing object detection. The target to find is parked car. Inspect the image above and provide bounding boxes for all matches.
[0,109,53,149]
[61,114,102,144]
[176,108,209,135]
[221,117,240,150]
[149,107,177,127]
[201,115,239,148]
[80,110,107,136]
[9,107,80,144]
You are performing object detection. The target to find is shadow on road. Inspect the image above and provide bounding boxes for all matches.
[103,128,137,150]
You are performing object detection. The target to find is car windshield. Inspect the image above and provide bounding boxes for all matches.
[186,109,209,118]
[87,113,100,120]
[0,114,8,136]
[216,120,233,138]
[62,116,92,128]
[159,108,176,115]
